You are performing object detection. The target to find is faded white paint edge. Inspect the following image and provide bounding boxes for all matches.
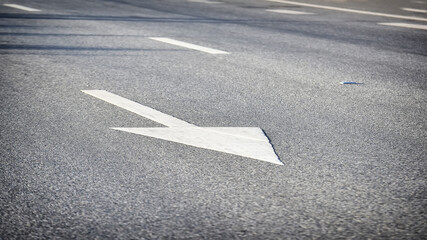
[149,37,229,54]
[266,0,427,22]
[401,8,427,13]
[3,4,40,12]
[81,90,194,127]
[266,9,313,15]
[378,22,427,30]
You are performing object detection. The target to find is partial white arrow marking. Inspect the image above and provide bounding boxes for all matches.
[82,90,282,165]
[112,127,280,164]
[82,90,193,127]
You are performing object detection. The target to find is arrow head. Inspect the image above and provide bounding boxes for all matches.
[112,127,283,165]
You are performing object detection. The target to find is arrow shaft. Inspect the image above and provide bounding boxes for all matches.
[82,90,194,127]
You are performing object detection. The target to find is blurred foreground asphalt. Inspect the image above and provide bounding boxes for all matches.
[1,0,426,239]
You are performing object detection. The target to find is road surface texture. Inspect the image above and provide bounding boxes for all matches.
[1,0,426,239]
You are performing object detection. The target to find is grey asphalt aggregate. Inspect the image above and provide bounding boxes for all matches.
[1,0,426,239]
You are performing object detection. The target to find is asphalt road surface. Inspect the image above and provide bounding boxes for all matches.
[1,0,426,239]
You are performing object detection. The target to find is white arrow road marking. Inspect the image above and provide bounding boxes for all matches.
[82,90,283,165]
[3,4,40,12]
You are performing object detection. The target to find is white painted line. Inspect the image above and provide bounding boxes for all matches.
[82,90,282,165]
[266,0,427,22]
[187,0,222,4]
[81,90,194,127]
[412,1,426,4]
[3,4,40,12]
[401,8,427,13]
[149,37,229,54]
[378,22,427,30]
[266,9,313,15]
